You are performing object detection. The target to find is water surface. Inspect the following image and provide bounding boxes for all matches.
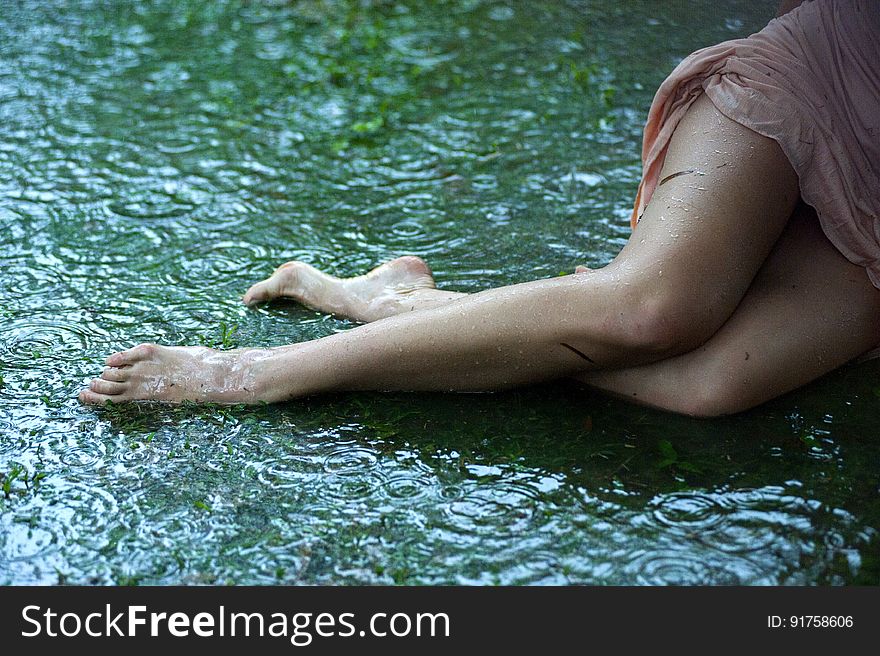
[1,0,878,585]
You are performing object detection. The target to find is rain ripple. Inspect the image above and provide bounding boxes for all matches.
[622,548,773,585]
[641,487,809,556]
[443,482,540,538]
[0,319,96,370]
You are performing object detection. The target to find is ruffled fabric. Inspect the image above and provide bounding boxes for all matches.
[633,0,880,289]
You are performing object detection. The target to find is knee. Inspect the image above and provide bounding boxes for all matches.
[671,369,761,419]
[673,385,743,419]
[611,290,717,359]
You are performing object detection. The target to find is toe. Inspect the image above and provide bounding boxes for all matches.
[101,366,128,382]
[242,282,269,306]
[90,378,127,395]
[243,261,307,306]
[79,389,115,405]
[106,343,155,367]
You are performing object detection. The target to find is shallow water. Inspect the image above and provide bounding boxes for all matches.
[1,0,878,585]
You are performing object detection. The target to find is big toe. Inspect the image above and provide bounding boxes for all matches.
[79,389,113,405]
[106,343,156,367]
[242,281,271,306]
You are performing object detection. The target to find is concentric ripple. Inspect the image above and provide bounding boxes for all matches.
[315,471,389,504]
[648,491,729,531]
[622,548,773,586]
[1,524,62,563]
[322,445,379,474]
[383,473,433,501]
[0,320,95,369]
[57,436,106,470]
[444,482,541,537]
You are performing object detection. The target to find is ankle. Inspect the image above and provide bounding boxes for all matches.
[233,348,278,402]
[244,344,323,403]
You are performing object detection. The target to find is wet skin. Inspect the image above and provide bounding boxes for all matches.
[80,256,454,405]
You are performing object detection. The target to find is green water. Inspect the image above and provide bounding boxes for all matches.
[1,0,878,585]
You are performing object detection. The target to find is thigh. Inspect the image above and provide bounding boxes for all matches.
[580,205,880,416]
[609,93,801,334]
[702,205,880,410]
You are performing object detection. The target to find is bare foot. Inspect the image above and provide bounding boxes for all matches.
[78,343,271,405]
[242,255,442,322]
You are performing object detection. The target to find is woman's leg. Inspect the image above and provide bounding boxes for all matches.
[578,205,880,416]
[231,206,880,417]
[80,94,802,404]
[235,205,880,417]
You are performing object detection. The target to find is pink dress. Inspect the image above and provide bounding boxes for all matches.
[632,0,880,291]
